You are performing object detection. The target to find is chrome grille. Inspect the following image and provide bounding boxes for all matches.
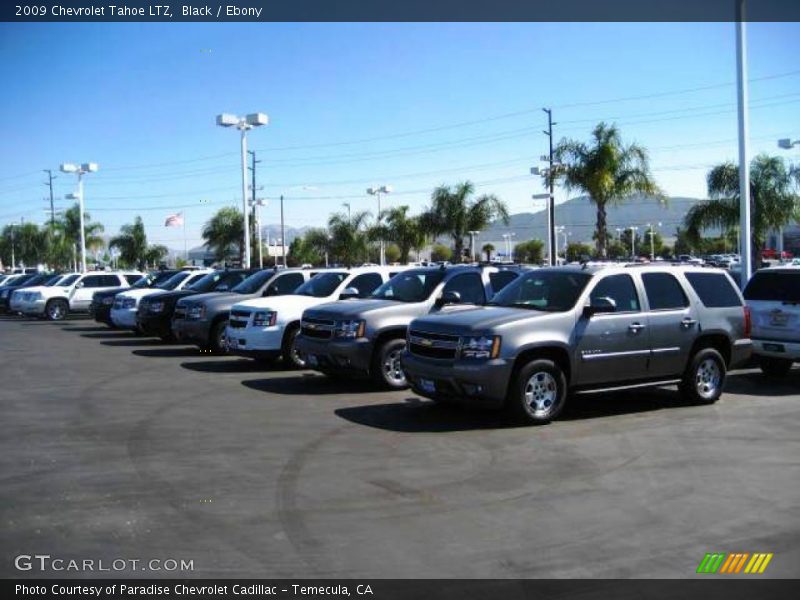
[407,329,460,360]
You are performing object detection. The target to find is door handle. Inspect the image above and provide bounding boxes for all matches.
[681,318,697,329]
[628,322,646,333]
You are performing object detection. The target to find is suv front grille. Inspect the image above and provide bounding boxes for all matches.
[173,306,186,319]
[228,309,250,328]
[301,316,335,340]
[408,329,460,360]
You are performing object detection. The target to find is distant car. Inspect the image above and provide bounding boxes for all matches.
[7,273,72,313]
[89,270,178,328]
[17,271,142,320]
[743,267,800,376]
[0,272,50,313]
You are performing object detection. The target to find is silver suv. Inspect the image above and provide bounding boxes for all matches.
[297,265,526,388]
[402,264,753,424]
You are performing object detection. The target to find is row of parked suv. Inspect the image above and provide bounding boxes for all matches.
[4,262,797,424]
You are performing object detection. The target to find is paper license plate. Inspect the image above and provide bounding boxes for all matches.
[419,378,436,393]
[306,354,319,367]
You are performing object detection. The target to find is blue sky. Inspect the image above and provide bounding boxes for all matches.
[0,22,798,249]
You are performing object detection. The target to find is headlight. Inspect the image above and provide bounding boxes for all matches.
[122,297,136,309]
[0,290,8,298]
[460,335,501,359]
[31,292,42,301]
[102,296,114,305]
[187,305,205,320]
[334,319,366,339]
[148,301,165,313]
[252,311,277,327]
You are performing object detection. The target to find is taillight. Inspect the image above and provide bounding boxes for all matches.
[743,306,752,338]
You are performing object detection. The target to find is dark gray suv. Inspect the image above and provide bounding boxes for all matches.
[297,265,525,388]
[402,264,753,424]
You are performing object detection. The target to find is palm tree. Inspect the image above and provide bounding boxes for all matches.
[552,122,662,257]
[202,207,244,264]
[371,205,427,264]
[482,243,495,262]
[421,181,509,262]
[684,154,799,269]
[110,217,150,269]
[61,203,105,252]
[328,210,371,267]
[143,244,169,268]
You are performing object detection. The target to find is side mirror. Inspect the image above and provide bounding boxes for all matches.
[339,287,360,300]
[435,290,461,308]
[583,296,616,318]
[75,281,84,289]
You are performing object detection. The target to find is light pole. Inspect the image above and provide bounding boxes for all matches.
[250,198,267,268]
[367,185,392,266]
[628,226,639,259]
[501,233,516,261]
[555,226,569,263]
[646,222,661,261]
[60,162,98,273]
[735,0,752,288]
[468,230,480,262]
[216,112,268,269]
[342,202,351,219]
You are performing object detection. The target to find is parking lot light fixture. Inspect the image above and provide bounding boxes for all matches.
[60,162,98,273]
[777,138,799,150]
[216,112,269,268]
[367,185,392,265]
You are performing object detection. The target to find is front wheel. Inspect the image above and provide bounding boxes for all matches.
[209,320,229,355]
[680,347,726,404]
[45,299,69,321]
[282,324,306,369]
[759,356,793,377]
[372,338,408,389]
[507,359,567,424]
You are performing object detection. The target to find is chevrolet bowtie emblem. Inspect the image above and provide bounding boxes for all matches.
[421,339,433,346]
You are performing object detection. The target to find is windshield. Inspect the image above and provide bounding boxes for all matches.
[744,271,800,303]
[370,270,445,303]
[294,272,348,298]
[58,274,80,287]
[155,271,191,290]
[187,271,247,293]
[9,273,36,286]
[490,271,592,312]
[232,269,276,294]
[21,274,49,286]
[44,274,65,286]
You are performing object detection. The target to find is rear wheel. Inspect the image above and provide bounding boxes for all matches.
[372,338,408,389]
[680,347,726,404]
[45,299,69,321]
[507,359,567,424]
[282,324,306,369]
[759,356,793,377]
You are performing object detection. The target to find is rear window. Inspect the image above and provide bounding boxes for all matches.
[489,270,519,293]
[685,272,742,308]
[743,270,800,303]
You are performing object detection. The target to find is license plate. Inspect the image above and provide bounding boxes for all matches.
[770,313,789,326]
[419,378,436,393]
[307,354,318,367]
[763,343,785,353]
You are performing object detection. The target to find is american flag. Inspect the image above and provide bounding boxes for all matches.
[164,212,184,227]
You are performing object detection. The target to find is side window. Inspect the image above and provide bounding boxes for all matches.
[590,274,640,312]
[264,272,305,296]
[489,271,519,294]
[348,273,384,298]
[185,274,205,287]
[81,275,105,288]
[642,273,689,310]
[124,274,142,285]
[685,272,742,308]
[443,273,486,305]
[102,275,121,287]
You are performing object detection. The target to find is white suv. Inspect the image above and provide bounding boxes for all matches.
[18,271,141,320]
[9,273,78,313]
[110,269,212,330]
[226,266,403,367]
[743,266,800,376]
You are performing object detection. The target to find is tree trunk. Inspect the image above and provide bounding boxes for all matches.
[453,235,464,263]
[595,202,608,258]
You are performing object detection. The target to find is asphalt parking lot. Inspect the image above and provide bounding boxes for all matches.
[1,315,799,579]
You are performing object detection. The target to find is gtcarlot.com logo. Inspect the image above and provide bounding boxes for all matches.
[696,552,773,574]
[14,554,194,572]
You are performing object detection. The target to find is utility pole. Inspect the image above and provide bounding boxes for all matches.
[10,224,15,269]
[280,194,286,267]
[248,150,261,268]
[543,108,557,267]
[43,169,57,227]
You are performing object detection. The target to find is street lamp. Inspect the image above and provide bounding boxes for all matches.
[216,112,269,268]
[555,226,570,263]
[468,230,480,263]
[646,222,661,261]
[628,226,639,259]
[367,185,392,265]
[249,198,267,268]
[501,232,516,261]
[60,162,98,273]
[777,138,800,150]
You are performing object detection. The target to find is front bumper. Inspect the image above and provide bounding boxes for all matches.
[0,296,10,312]
[110,307,138,329]
[172,318,210,346]
[90,302,113,324]
[750,337,798,361]
[295,335,373,373]
[138,311,172,337]
[225,324,284,356]
[20,299,46,316]
[401,351,513,409]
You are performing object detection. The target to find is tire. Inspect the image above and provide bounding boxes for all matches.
[759,356,793,377]
[282,324,306,369]
[45,299,69,321]
[371,338,409,389]
[680,347,726,404]
[209,319,229,355]
[507,359,567,424]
